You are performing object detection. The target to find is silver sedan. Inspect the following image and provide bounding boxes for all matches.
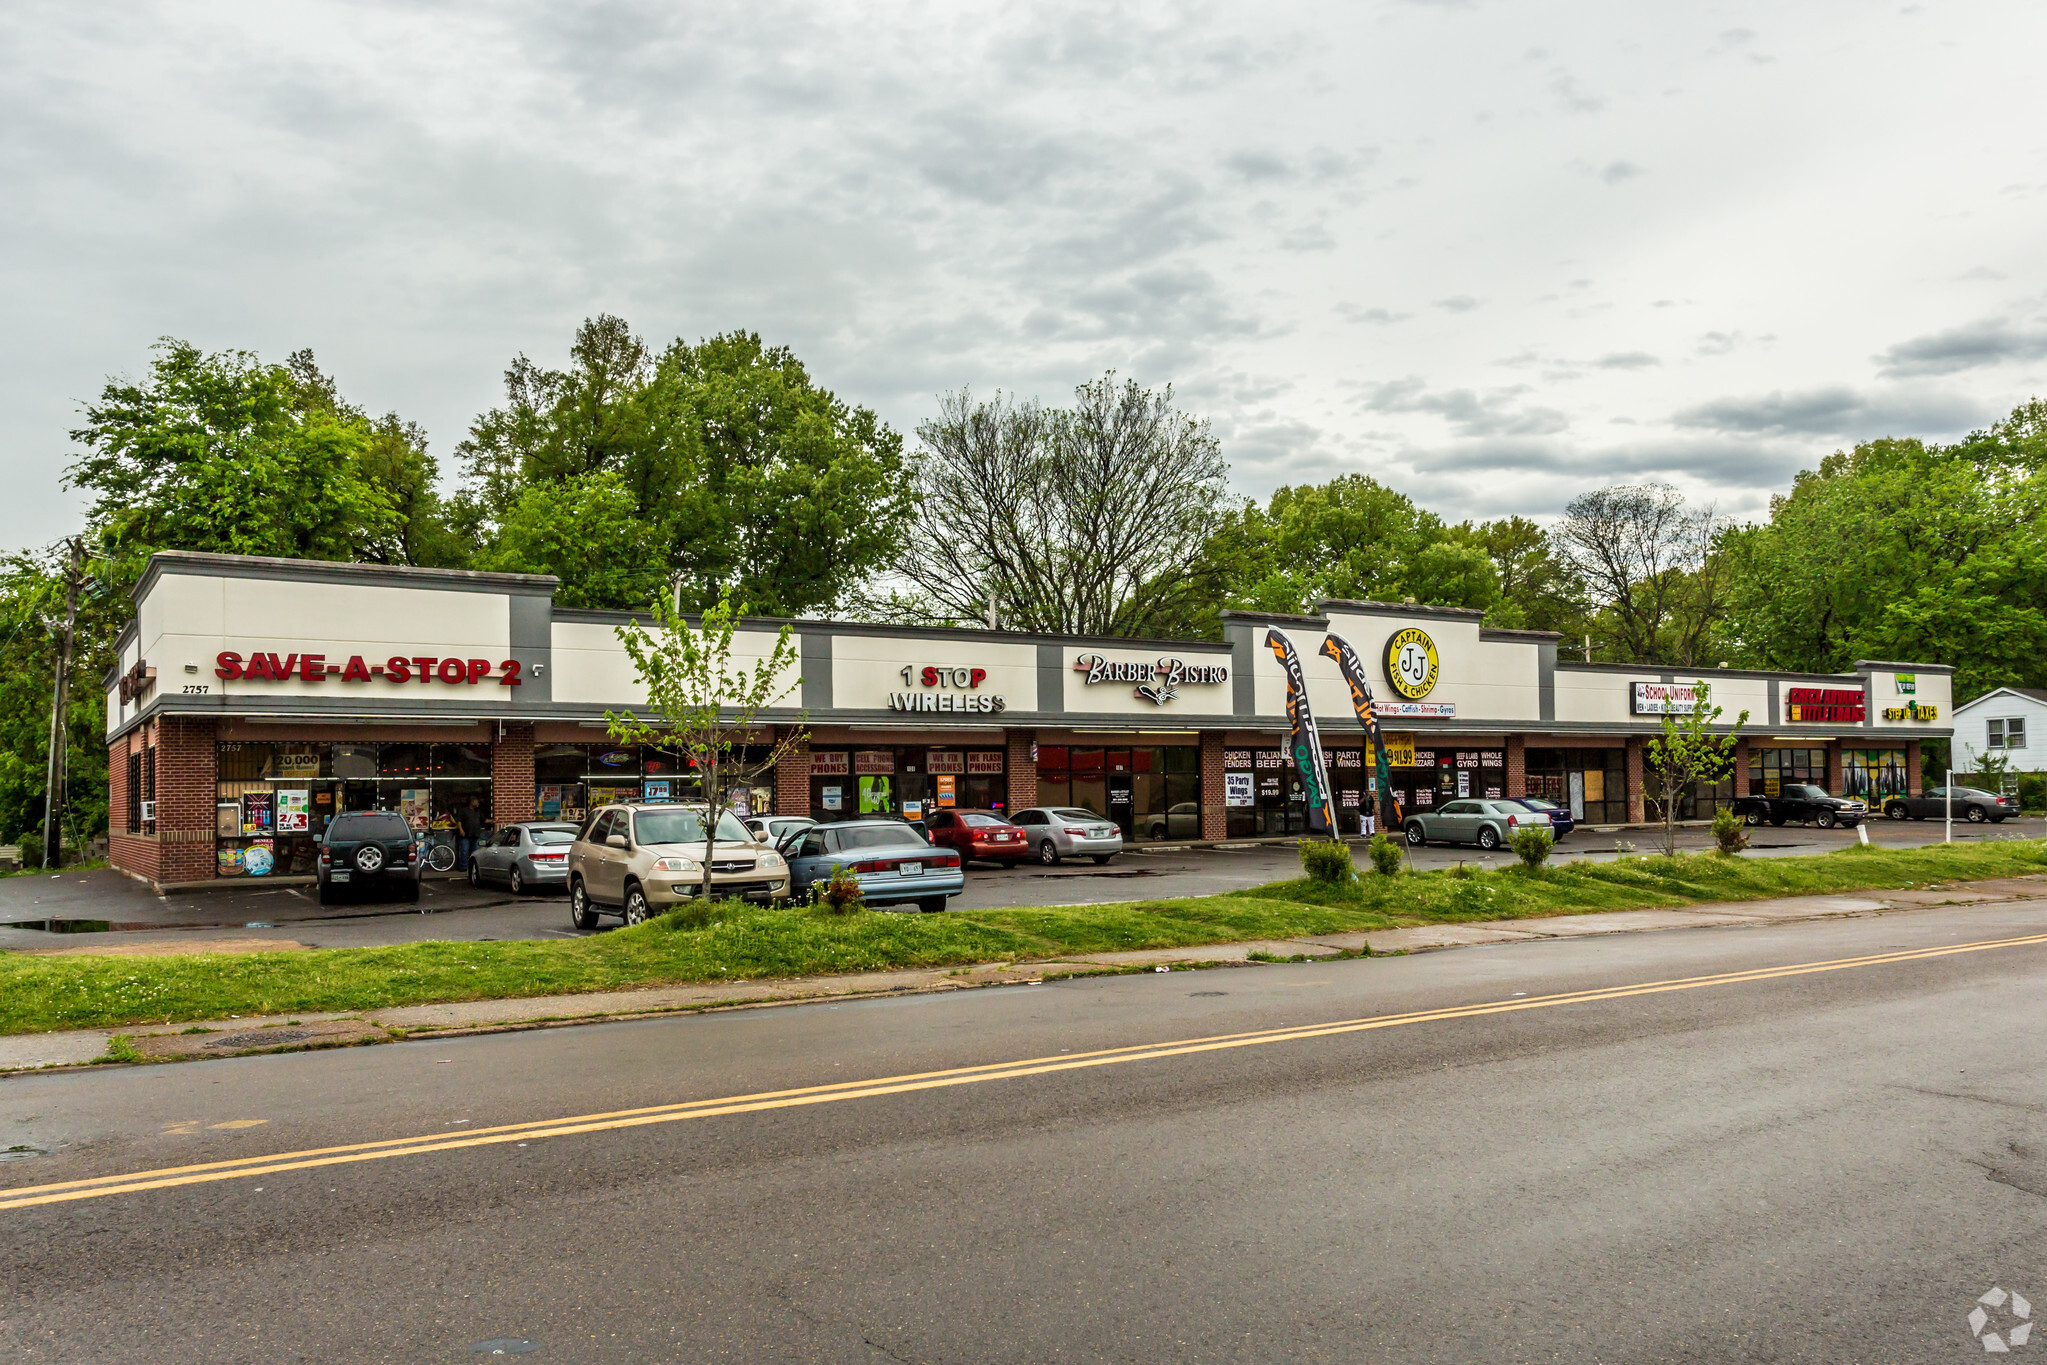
[469,822,581,894]
[1011,807,1124,865]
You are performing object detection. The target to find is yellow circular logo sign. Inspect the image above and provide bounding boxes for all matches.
[1383,627,1439,700]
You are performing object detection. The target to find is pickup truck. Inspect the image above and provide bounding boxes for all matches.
[1731,783,1867,829]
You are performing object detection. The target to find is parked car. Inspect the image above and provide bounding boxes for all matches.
[1504,796,1574,840]
[317,811,422,904]
[926,809,1029,867]
[469,821,580,894]
[1881,785,2018,824]
[568,803,791,929]
[746,814,817,845]
[1011,807,1123,865]
[781,818,964,911]
[1731,784,1867,829]
[1402,798,1546,851]
[1146,802,1202,842]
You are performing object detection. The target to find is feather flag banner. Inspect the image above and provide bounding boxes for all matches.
[1320,632,1403,835]
[1265,628,1337,837]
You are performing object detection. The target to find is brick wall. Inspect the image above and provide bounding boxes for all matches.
[1825,741,1844,798]
[492,722,536,825]
[150,716,218,884]
[1005,729,1037,814]
[1735,738,1752,796]
[108,725,149,880]
[1199,731,1227,841]
[776,737,812,817]
[1906,740,1922,796]
[1505,736,1526,798]
[1625,736,1646,824]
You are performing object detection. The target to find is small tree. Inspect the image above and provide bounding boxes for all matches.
[1644,682,1749,856]
[607,589,804,903]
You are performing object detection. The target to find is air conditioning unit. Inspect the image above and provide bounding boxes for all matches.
[139,800,155,824]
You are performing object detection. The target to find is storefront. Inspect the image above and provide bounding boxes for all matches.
[103,551,1954,886]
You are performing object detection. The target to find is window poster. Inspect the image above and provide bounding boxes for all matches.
[643,778,672,803]
[241,790,273,835]
[539,785,563,818]
[399,788,431,829]
[936,775,957,806]
[216,801,242,839]
[275,789,311,833]
[1568,771,1585,820]
[1225,772,1254,806]
[277,747,321,779]
[728,788,751,819]
[811,751,850,776]
[217,844,245,876]
[822,785,844,811]
[243,839,276,877]
[858,775,892,814]
[966,751,1005,775]
[903,800,922,819]
[1456,770,1471,798]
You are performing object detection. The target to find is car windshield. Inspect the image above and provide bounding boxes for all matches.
[1785,785,1828,798]
[529,828,577,845]
[1054,809,1105,822]
[836,825,925,850]
[962,813,1008,827]
[1519,798,1560,812]
[632,807,752,845]
[329,814,409,841]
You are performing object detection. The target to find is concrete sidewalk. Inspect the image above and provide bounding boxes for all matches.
[5,875,2042,1072]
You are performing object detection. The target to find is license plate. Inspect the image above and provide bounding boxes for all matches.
[330,871,350,882]
[1092,828,1112,838]
[899,862,923,876]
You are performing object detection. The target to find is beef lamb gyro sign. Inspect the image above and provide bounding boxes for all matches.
[1072,652,1228,707]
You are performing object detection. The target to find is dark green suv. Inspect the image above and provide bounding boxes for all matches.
[318,812,422,904]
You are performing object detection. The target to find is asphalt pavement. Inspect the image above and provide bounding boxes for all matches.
[0,816,2036,954]
[4,897,2045,1362]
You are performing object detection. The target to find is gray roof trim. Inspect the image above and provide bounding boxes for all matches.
[1217,609,1331,628]
[135,551,558,603]
[1479,626,1566,643]
[1554,661,1883,683]
[1853,659,1956,674]
[1952,686,2047,713]
[1316,598,1487,622]
[554,605,1232,653]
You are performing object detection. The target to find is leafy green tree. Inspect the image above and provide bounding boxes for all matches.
[457,316,913,615]
[1643,683,1748,856]
[478,471,672,610]
[1452,515,1590,636]
[0,551,118,846]
[1720,408,2047,699]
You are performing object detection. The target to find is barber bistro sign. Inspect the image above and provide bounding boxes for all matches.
[1073,653,1228,707]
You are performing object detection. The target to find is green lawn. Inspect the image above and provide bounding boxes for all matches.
[3,839,2043,1037]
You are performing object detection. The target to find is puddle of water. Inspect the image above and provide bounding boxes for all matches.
[0,1145,46,1161]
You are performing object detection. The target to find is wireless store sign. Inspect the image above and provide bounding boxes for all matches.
[216,650,522,686]
[887,665,1006,714]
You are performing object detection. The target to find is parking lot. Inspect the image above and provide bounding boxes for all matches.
[0,815,2036,955]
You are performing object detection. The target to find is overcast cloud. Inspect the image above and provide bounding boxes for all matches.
[2,0,2044,550]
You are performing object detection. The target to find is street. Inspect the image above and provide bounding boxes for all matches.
[1,816,2039,953]
[4,896,2045,1361]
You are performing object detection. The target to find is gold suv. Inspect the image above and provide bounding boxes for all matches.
[568,803,790,928]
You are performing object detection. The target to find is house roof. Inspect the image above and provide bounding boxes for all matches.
[1954,686,2047,713]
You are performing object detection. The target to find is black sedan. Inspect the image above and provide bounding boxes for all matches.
[1881,785,2019,823]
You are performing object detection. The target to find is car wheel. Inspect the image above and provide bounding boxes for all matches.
[316,877,334,906]
[354,844,385,874]
[1404,822,1425,847]
[1743,809,1763,826]
[508,868,524,895]
[917,896,947,913]
[1967,805,1988,824]
[622,884,651,925]
[1091,854,1113,865]
[1816,810,1836,829]
[467,861,480,886]
[1886,802,1907,821]
[570,880,600,931]
[1477,826,1501,851]
[1148,824,1165,841]
[1037,840,1060,866]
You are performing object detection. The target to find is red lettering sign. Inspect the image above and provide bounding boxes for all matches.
[202,648,522,687]
[1784,686,1866,724]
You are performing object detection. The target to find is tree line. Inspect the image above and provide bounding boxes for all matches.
[5,314,2043,845]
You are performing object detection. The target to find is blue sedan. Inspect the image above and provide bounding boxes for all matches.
[780,819,964,912]
[1505,797,1575,840]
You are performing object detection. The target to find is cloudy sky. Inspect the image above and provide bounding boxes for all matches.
[3,0,2044,551]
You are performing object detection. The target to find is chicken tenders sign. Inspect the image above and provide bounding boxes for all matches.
[215,651,523,686]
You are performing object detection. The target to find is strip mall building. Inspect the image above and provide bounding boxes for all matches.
[105,552,1953,886]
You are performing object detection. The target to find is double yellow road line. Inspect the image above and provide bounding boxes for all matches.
[6,929,2045,1213]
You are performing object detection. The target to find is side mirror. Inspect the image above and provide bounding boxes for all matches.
[606,833,628,849]
[753,830,771,843]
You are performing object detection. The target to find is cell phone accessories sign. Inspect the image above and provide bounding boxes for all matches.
[1632,682,1710,716]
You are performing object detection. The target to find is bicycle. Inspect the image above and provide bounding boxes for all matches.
[416,830,457,872]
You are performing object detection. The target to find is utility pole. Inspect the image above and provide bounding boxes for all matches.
[41,537,83,870]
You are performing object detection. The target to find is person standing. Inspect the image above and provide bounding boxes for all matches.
[455,796,483,872]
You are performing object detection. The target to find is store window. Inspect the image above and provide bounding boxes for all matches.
[1842,749,1909,803]
[1749,747,1828,796]
[1037,745,1198,839]
[1525,748,1629,825]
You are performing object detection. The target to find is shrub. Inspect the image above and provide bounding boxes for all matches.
[1299,838,1355,884]
[15,831,43,871]
[1509,824,1553,871]
[816,864,865,914]
[2019,773,2045,812]
[1711,807,1748,855]
[1366,832,1404,876]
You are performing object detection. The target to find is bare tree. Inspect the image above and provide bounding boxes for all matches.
[1557,483,1726,665]
[890,374,1227,636]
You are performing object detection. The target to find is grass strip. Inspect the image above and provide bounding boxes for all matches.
[2,840,2043,1037]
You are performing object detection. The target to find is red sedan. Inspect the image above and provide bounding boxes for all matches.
[927,809,1029,868]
